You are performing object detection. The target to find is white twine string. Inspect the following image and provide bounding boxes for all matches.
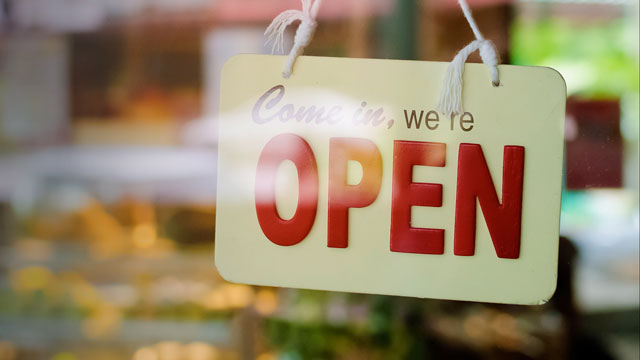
[265,0,323,78]
[437,0,500,116]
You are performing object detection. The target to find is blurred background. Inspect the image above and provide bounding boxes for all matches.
[0,0,638,359]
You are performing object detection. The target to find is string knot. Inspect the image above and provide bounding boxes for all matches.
[478,40,499,86]
[436,0,501,116]
[294,17,317,48]
[265,0,322,78]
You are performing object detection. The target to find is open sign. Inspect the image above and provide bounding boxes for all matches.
[215,55,565,304]
[255,133,524,259]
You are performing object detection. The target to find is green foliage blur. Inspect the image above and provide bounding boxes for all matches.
[512,18,639,99]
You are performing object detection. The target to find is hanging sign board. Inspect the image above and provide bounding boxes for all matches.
[215,54,565,305]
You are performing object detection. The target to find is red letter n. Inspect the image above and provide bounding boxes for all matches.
[390,141,446,254]
[454,144,525,259]
[328,138,382,248]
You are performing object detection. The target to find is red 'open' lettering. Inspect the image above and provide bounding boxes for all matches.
[390,140,446,254]
[328,137,383,248]
[454,144,525,259]
[255,133,319,246]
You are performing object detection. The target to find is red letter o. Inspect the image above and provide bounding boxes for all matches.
[255,133,319,246]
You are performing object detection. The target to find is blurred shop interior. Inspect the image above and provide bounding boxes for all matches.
[0,0,638,359]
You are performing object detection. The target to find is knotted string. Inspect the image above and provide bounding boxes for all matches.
[265,0,323,78]
[437,0,500,116]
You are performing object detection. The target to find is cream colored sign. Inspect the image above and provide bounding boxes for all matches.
[215,54,565,304]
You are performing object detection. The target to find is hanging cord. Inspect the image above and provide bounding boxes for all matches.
[437,0,500,116]
[265,0,323,78]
